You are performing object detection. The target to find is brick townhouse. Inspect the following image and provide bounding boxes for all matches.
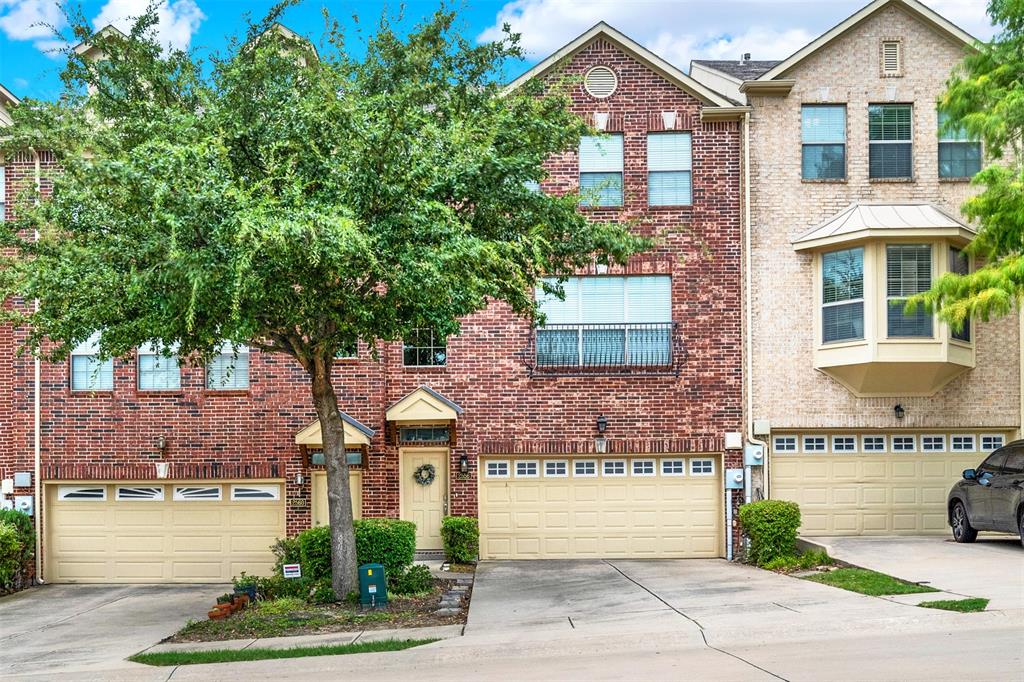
[692,0,1021,537]
[0,23,749,583]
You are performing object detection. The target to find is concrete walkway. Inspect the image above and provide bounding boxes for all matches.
[805,535,1024,610]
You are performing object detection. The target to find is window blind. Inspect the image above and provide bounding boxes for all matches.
[938,111,982,178]
[886,244,932,337]
[802,106,846,180]
[648,133,692,205]
[821,247,864,343]
[579,135,623,172]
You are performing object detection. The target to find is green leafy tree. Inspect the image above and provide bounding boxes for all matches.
[0,4,646,595]
[911,0,1024,328]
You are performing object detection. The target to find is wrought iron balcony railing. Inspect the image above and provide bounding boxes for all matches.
[524,322,681,377]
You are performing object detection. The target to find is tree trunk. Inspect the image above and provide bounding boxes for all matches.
[309,353,358,598]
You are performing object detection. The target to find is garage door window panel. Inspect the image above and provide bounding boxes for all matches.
[173,486,222,501]
[803,436,827,453]
[602,460,627,477]
[632,459,656,477]
[951,435,976,452]
[832,436,857,452]
[58,485,107,501]
[544,461,568,477]
[661,459,686,476]
[231,485,281,500]
[574,460,597,477]
[485,461,509,478]
[863,436,887,452]
[774,436,797,452]
[981,435,1004,451]
[892,436,916,452]
[515,461,539,478]
[690,459,715,476]
[921,435,946,452]
[116,486,164,501]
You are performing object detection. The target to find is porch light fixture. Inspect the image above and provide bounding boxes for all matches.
[156,435,167,454]
[894,404,905,420]
[459,454,469,474]
[295,473,305,485]
[595,415,609,454]
[596,415,608,433]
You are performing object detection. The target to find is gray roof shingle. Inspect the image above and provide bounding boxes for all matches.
[691,59,780,81]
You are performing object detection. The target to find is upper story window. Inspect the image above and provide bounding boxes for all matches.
[535,276,672,367]
[938,111,982,179]
[647,132,692,206]
[822,247,864,344]
[71,332,114,391]
[403,329,447,367]
[869,104,912,179]
[579,134,623,207]
[207,343,249,390]
[801,105,846,180]
[138,343,180,391]
[949,247,971,342]
[886,245,932,338]
[880,40,903,77]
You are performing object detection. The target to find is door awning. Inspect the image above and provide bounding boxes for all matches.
[295,411,375,447]
[385,385,463,422]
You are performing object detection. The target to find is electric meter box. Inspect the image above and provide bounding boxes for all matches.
[359,563,388,607]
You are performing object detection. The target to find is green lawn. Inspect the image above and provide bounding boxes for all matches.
[918,598,989,613]
[129,638,438,666]
[804,568,938,596]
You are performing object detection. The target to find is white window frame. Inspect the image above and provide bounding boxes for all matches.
[891,435,917,452]
[951,434,976,452]
[802,436,827,453]
[602,459,627,477]
[515,460,540,478]
[661,458,686,476]
[70,332,114,392]
[647,132,693,206]
[690,458,715,476]
[831,436,857,453]
[57,485,107,501]
[773,436,797,453]
[980,434,1005,452]
[115,486,165,501]
[206,342,250,390]
[230,484,281,501]
[485,460,509,478]
[574,459,598,478]
[544,460,568,478]
[173,485,222,501]
[631,459,656,477]
[862,435,887,453]
[137,343,181,391]
[921,435,946,452]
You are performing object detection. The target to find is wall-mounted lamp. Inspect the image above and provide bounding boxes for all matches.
[894,404,905,420]
[596,415,608,434]
[595,415,609,454]
[156,435,167,454]
[459,454,469,474]
[295,472,305,485]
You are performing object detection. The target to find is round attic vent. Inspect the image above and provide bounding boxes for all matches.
[584,66,617,98]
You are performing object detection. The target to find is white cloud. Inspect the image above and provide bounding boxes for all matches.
[0,0,68,52]
[92,0,205,52]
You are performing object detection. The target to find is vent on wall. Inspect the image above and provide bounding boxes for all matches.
[881,40,902,76]
[584,66,618,98]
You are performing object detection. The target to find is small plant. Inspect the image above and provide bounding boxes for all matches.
[310,579,337,605]
[233,571,260,600]
[440,516,479,564]
[271,535,301,572]
[738,500,802,566]
[297,526,332,582]
[254,596,310,616]
[257,574,311,601]
[762,550,833,572]
[216,593,234,605]
[390,564,434,596]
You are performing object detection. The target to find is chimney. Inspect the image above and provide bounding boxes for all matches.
[741,52,751,64]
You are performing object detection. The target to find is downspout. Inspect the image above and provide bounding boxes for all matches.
[31,148,43,583]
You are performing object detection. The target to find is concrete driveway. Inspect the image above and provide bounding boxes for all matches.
[0,583,226,677]
[808,535,1024,610]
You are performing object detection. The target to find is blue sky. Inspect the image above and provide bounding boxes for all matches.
[0,0,994,102]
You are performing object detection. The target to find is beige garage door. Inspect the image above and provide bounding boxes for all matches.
[479,456,722,559]
[312,470,363,526]
[770,434,994,535]
[46,481,285,583]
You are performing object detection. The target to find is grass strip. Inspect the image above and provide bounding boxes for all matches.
[804,568,938,596]
[129,638,438,666]
[918,597,989,613]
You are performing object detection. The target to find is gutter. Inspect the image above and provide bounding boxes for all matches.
[31,148,43,583]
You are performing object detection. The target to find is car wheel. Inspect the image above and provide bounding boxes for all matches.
[951,501,977,543]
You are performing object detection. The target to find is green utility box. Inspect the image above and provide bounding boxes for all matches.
[359,563,388,607]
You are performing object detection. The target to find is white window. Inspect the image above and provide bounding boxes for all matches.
[231,485,280,500]
[173,486,222,501]
[207,343,249,390]
[661,458,686,476]
[574,460,598,477]
[822,247,864,344]
[690,458,715,476]
[57,485,106,501]
[544,460,568,477]
[803,436,826,453]
[892,436,916,452]
[535,276,672,368]
[632,459,655,476]
[802,105,847,180]
[138,343,180,391]
[647,132,692,206]
[116,486,164,501]
[579,134,623,207]
[485,461,509,478]
[832,436,857,452]
[951,435,976,452]
[515,461,539,478]
[887,245,933,338]
[921,435,946,452]
[71,332,114,391]
[981,434,1004,452]
[602,460,626,477]
[773,436,797,453]
[863,436,887,452]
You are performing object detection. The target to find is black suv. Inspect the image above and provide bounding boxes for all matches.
[948,439,1024,547]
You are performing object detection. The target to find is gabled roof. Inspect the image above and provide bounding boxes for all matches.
[386,385,463,422]
[504,22,739,108]
[691,60,780,82]
[73,24,128,58]
[0,83,20,107]
[294,410,376,446]
[757,0,977,82]
[792,202,976,251]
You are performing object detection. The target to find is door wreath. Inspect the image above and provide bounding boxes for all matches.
[413,463,436,486]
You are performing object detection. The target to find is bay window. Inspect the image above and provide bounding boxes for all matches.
[886,244,932,337]
[821,247,864,343]
[579,134,623,207]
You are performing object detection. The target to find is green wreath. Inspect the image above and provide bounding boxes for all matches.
[413,463,436,486]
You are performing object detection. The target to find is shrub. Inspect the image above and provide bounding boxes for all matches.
[0,510,34,592]
[257,574,311,601]
[0,523,24,589]
[310,579,337,605]
[390,564,434,595]
[353,519,416,579]
[297,526,332,582]
[271,535,301,572]
[762,550,832,572]
[738,500,802,567]
[440,516,478,564]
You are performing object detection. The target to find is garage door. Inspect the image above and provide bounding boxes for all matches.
[770,433,1002,535]
[479,456,722,559]
[45,481,285,583]
[312,470,362,526]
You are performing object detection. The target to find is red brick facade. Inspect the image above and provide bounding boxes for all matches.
[0,36,745,566]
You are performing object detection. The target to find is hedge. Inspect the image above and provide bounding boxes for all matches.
[0,510,35,593]
[738,499,801,566]
[440,516,478,564]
